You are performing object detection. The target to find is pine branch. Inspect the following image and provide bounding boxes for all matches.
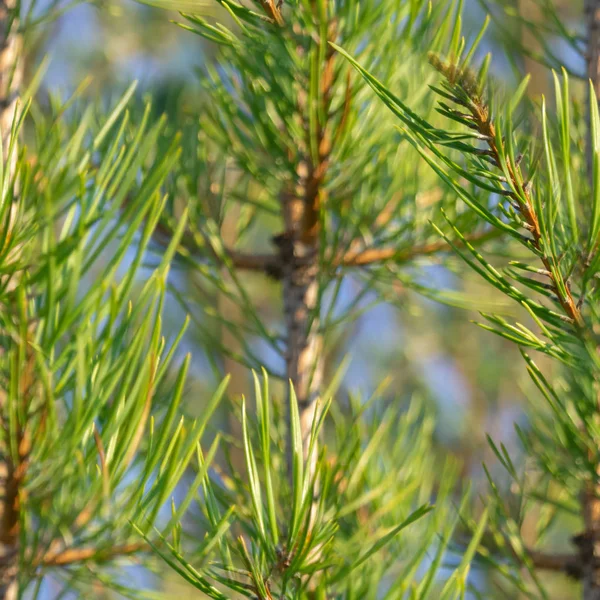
[37,543,148,568]
[427,26,600,597]
[125,198,283,276]
[227,249,280,274]
[280,14,336,463]
[338,229,500,267]
[153,207,501,274]
[489,534,583,579]
[430,56,583,328]
[258,0,283,26]
[526,548,582,577]
[153,209,499,276]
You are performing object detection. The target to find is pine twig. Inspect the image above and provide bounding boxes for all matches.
[430,55,583,328]
[259,0,283,26]
[37,543,148,567]
[526,548,582,579]
[338,229,501,267]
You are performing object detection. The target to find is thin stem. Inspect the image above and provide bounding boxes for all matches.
[37,543,147,568]
[452,76,583,327]
[526,548,582,578]
[339,229,501,267]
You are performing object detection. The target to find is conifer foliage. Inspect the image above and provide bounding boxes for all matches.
[341,0,600,598]
[2,0,600,599]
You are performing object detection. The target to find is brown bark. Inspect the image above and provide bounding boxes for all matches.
[277,16,335,464]
[0,0,21,596]
[276,225,323,459]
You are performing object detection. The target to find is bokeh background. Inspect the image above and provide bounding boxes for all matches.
[23,0,588,597]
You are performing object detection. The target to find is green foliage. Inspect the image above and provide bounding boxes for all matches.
[13,0,600,599]
[135,0,491,378]
[0,84,204,595]
[134,369,484,599]
[1,20,492,595]
[337,5,600,597]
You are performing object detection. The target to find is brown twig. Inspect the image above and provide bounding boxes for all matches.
[124,199,283,277]
[155,217,499,276]
[227,249,281,275]
[526,548,582,579]
[259,0,283,26]
[338,229,501,267]
[37,542,147,567]
[283,14,339,463]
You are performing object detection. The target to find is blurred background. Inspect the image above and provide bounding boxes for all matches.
[23,0,588,597]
